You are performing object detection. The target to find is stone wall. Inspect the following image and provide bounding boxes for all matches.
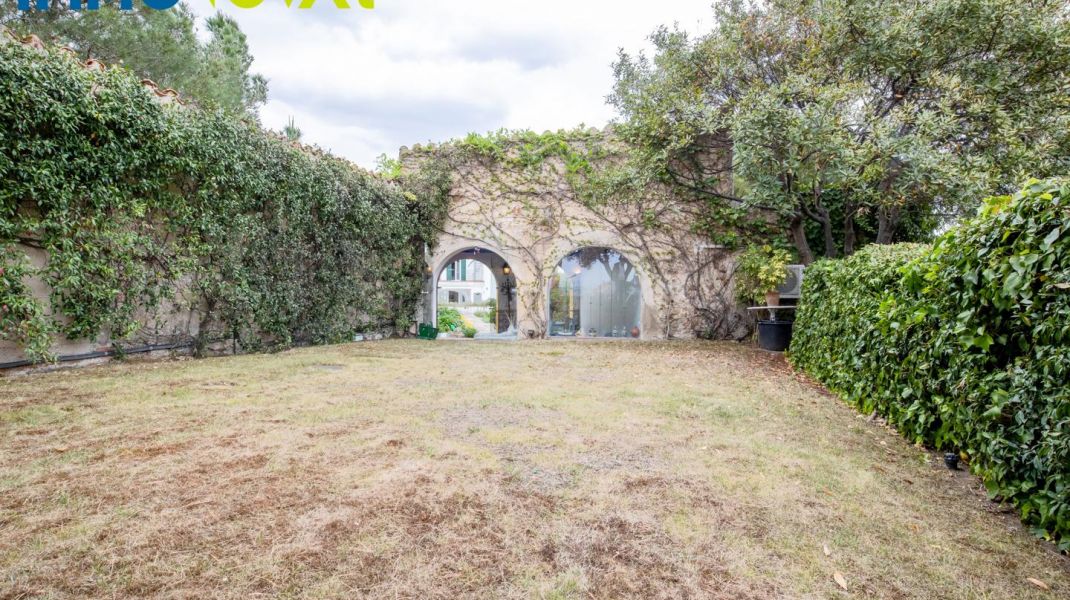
[1,31,434,369]
[404,128,752,340]
[0,244,205,367]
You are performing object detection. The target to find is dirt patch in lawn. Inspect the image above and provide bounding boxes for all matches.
[1,339,1067,599]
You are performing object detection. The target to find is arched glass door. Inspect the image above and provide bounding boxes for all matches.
[548,247,640,337]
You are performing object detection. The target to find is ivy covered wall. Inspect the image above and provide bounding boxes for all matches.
[0,36,448,364]
[403,128,758,340]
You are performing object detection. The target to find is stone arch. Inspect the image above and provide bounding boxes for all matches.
[427,243,522,336]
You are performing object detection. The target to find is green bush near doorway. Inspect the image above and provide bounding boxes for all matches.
[437,307,463,332]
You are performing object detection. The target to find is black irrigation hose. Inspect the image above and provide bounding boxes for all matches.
[0,331,398,371]
[0,341,195,371]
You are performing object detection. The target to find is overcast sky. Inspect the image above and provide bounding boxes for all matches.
[188,1,713,168]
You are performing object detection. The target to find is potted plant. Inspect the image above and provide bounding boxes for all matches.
[735,245,791,306]
[736,245,795,351]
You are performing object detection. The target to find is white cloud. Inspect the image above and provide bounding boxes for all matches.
[188,0,713,167]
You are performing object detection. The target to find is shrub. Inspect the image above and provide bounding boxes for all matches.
[437,307,463,332]
[462,325,478,338]
[788,243,931,394]
[735,244,791,303]
[790,179,1070,549]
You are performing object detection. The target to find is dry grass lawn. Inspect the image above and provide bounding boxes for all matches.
[1,339,1067,599]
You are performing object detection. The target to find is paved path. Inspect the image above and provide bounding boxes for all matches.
[459,306,498,336]
[437,306,515,339]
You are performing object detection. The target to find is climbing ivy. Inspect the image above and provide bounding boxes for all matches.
[0,247,53,361]
[0,41,448,362]
[457,129,597,171]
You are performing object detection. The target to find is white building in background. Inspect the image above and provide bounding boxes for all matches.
[437,259,496,305]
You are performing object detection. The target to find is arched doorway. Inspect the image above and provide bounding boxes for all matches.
[432,247,518,339]
[548,247,641,338]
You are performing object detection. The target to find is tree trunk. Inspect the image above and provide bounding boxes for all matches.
[843,202,858,255]
[818,206,838,259]
[789,213,815,265]
[876,205,901,244]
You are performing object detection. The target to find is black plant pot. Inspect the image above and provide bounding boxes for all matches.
[944,452,960,470]
[757,320,793,352]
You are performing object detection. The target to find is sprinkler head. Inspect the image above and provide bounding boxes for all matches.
[943,452,960,471]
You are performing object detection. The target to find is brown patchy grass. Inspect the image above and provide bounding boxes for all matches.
[1,339,1067,599]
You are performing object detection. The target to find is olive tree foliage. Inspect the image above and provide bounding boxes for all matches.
[0,3,268,116]
[610,0,1070,263]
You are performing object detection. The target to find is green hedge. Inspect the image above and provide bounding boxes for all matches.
[791,179,1069,549]
[0,42,448,362]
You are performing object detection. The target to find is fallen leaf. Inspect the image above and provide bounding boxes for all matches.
[1027,578,1049,590]
[833,571,848,591]
[823,544,831,557]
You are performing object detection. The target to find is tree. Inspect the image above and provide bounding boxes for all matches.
[1,2,201,91]
[1,3,268,116]
[190,13,268,115]
[611,0,1070,262]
